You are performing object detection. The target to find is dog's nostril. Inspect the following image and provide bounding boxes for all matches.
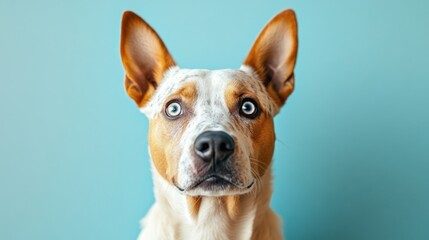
[219,142,226,151]
[199,142,210,152]
[219,142,232,151]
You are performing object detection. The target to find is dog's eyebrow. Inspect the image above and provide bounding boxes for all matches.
[173,82,197,100]
[225,82,256,99]
[225,82,245,96]
[224,82,259,111]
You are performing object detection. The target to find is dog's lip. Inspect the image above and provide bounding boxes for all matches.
[174,184,185,192]
[246,179,255,189]
[174,175,255,192]
[192,174,231,189]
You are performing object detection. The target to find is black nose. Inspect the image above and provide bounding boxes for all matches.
[194,131,235,165]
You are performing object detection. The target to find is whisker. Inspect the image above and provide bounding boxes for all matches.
[249,167,263,195]
[275,137,289,149]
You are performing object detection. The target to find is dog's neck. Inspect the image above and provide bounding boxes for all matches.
[149,164,276,240]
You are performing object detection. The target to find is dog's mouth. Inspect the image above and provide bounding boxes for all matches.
[174,174,255,193]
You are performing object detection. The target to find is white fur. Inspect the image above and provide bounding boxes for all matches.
[137,164,280,240]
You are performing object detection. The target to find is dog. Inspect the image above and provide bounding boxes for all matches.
[120,9,298,240]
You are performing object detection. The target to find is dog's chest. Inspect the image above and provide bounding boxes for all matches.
[181,198,256,240]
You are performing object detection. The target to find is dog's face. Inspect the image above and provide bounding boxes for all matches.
[120,10,297,197]
[144,67,278,197]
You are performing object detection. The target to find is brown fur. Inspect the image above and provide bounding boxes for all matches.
[251,116,275,177]
[224,82,276,178]
[223,195,241,219]
[187,196,202,218]
[148,82,197,182]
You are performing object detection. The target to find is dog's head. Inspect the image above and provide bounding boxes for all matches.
[120,10,297,197]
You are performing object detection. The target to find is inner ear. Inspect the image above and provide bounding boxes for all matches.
[120,11,176,107]
[243,9,298,107]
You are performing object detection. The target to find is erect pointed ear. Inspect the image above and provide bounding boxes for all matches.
[120,11,176,107]
[244,9,298,107]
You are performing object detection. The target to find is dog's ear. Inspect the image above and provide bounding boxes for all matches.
[244,9,298,107]
[120,11,176,107]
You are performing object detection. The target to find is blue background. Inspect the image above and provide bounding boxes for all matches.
[1,0,428,239]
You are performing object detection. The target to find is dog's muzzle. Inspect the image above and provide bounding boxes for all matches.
[174,130,254,193]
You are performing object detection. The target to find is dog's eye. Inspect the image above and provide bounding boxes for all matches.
[165,101,182,119]
[239,98,259,119]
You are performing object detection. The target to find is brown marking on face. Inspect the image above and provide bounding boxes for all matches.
[224,82,276,178]
[186,196,202,218]
[224,83,244,111]
[251,116,275,176]
[148,82,197,183]
[224,83,260,112]
[167,82,198,103]
[223,195,240,219]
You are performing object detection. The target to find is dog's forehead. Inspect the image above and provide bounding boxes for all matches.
[141,66,279,117]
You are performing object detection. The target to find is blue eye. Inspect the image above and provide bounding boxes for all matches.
[165,102,182,118]
[240,98,259,118]
[242,102,256,115]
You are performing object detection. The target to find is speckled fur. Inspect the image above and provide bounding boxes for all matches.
[141,66,279,197]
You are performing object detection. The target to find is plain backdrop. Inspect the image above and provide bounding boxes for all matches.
[1,0,428,239]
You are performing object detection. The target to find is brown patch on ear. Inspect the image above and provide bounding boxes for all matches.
[120,11,176,107]
[124,75,156,108]
[223,195,240,219]
[186,196,202,218]
[244,9,298,107]
[265,80,294,108]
